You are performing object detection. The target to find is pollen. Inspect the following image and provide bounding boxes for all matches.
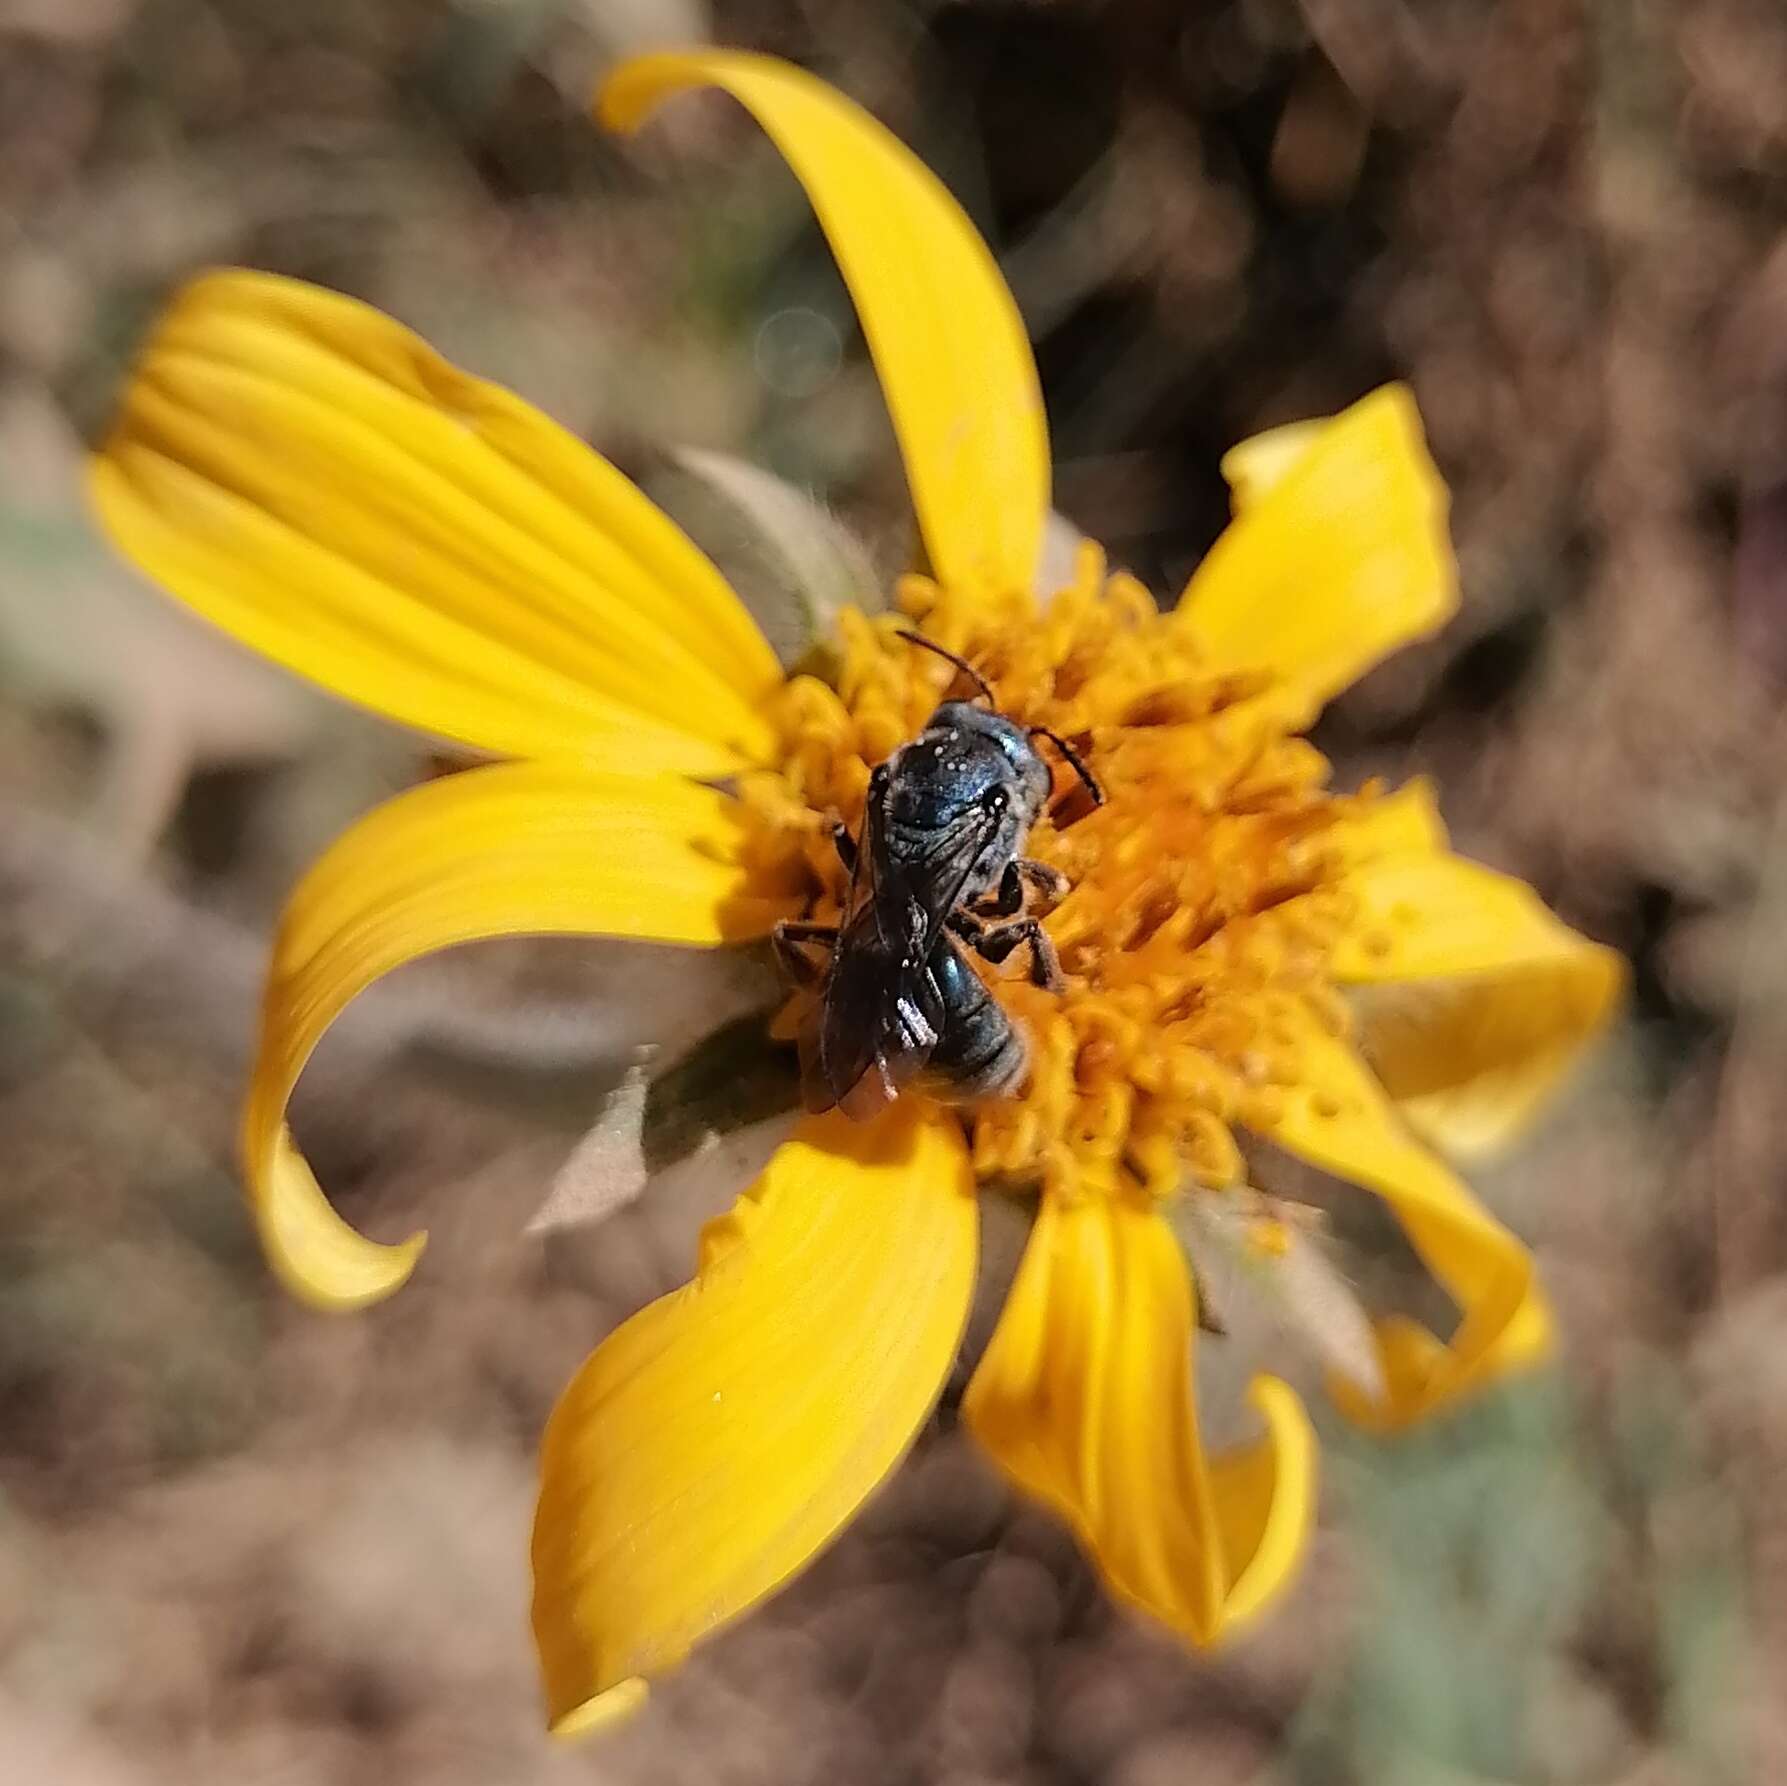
[744,542,1384,1208]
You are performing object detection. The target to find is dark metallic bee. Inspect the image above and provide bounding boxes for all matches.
[774,634,1102,1119]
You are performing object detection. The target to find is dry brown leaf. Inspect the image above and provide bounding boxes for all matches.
[1176,1187,1388,1408]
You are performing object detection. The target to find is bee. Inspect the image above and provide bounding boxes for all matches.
[773,634,1102,1119]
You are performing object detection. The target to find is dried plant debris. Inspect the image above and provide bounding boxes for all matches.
[653,445,885,661]
[525,1009,801,1235]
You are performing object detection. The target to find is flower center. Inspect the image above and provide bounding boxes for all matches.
[744,544,1379,1205]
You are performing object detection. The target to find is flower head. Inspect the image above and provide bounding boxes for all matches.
[87,49,1621,1737]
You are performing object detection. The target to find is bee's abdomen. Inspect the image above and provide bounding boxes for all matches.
[920,942,1028,1103]
[931,1020,1027,1102]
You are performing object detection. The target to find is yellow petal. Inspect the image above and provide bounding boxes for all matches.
[245,763,797,1312]
[1332,851,1624,1158]
[90,269,780,772]
[1258,1011,1554,1430]
[962,1196,1315,1645]
[1179,386,1457,709]
[1220,417,1324,510]
[1328,776,1448,869]
[531,1106,976,1735]
[600,51,1048,603]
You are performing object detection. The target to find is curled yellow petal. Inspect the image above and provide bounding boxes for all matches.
[90,269,779,772]
[531,1107,976,1735]
[1332,852,1624,1158]
[600,51,1048,603]
[962,1196,1315,1645]
[1220,416,1324,510]
[246,763,797,1311]
[1180,386,1457,710]
[1258,1012,1553,1430]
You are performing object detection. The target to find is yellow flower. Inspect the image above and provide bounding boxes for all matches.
[87,49,1622,1738]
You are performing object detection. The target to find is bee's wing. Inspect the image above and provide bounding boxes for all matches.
[838,775,882,930]
[803,770,1003,1116]
[802,922,943,1116]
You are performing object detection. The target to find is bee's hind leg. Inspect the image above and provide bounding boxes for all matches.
[773,920,839,989]
[953,913,1063,992]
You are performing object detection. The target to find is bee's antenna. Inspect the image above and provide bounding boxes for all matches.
[896,629,995,706]
[1028,726,1104,806]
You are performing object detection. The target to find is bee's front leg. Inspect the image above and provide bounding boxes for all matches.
[970,861,1025,918]
[826,815,858,876]
[772,920,839,989]
[970,857,1067,920]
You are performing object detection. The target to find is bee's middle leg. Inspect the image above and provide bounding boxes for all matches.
[952,912,1063,992]
[773,920,839,988]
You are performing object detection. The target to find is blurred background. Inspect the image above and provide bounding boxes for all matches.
[3,1,1786,1781]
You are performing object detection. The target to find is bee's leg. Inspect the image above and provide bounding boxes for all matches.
[961,916,1063,992]
[970,860,1025,919]
[1016,859,1069,903]
[827,817,858,876]
[947,909,986,944]
[971,859,1069,920]
[772,920,839,989]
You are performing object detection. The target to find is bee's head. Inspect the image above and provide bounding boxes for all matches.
[879,703,1052,903]
[925,702,1053,824]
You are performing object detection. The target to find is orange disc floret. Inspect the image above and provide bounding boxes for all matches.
[746,542,1386,1206]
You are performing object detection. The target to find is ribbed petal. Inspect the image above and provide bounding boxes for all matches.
[531,1106,977,1736]
[1257,1010,1554,1431]
[962,1196,1315,1645]
[1179,386,1457,710]
[1331,851,1624,1159]
[89,269,780,772]
[600,51,1048,603]
[245,763,797,1311]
